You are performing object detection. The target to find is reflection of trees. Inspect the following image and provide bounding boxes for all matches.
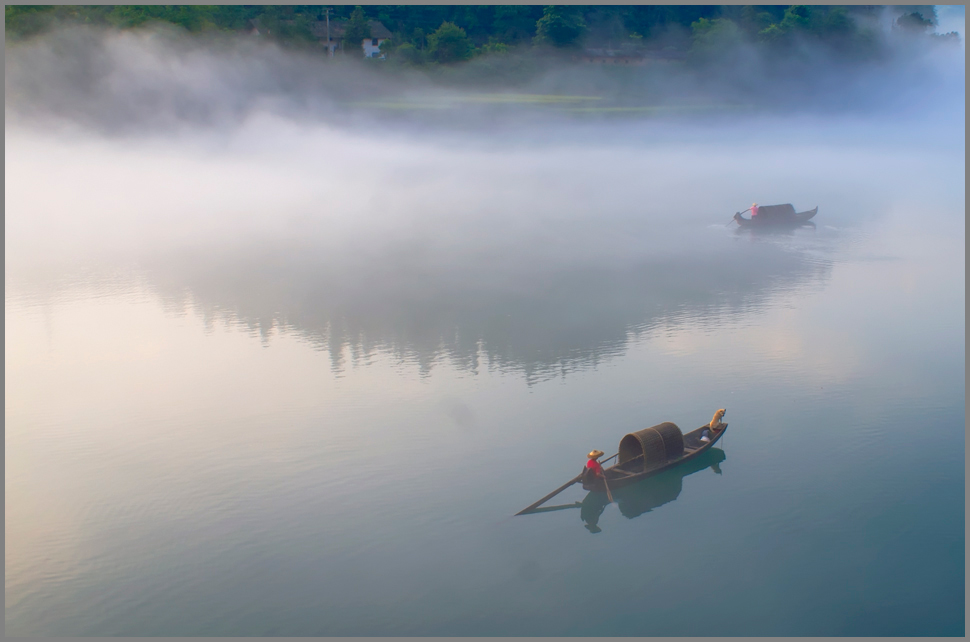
[581,448,726,533]
[140,239,830,382]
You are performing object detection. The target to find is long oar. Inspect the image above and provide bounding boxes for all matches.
[515,472,584,516]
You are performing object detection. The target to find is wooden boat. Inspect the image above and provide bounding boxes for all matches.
[733,204,817,227]
[515,419,727,515]
[581,421,727,493]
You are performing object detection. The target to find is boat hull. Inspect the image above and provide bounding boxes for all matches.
[735,207,817,227]
[582,423,727,492]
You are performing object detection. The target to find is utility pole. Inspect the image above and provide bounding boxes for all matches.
[324,8,332,57]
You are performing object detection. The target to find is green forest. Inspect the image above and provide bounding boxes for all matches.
[5,4,956,65]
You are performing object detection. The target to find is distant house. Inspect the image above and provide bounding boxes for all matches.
[310,19,392,57]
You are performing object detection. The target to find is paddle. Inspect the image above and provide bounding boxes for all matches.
[515,473,583,516]
[602,473,614,503]
[596,453,616,503]
[519,501,583,514]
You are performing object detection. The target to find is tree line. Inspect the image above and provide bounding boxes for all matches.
[5,5,957,65]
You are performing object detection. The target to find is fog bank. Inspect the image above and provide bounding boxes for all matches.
[5,21,965,136]
[5,19,964,319]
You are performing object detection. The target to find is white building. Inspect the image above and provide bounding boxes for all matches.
[310,19,392,58]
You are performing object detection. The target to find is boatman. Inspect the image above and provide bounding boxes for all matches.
[751,202,760,218]
[584,450,606,483]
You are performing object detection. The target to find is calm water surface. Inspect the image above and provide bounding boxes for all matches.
[5,115,965,635]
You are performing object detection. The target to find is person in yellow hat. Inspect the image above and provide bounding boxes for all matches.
[751,202,760,218]
[584,449,606,482]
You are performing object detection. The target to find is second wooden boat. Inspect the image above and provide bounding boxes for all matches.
[733,204,817,227]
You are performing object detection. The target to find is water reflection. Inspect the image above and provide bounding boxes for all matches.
[122,236,831,382]
[4,230,833,383]
[734,221,817,237]
[581,448,726,533]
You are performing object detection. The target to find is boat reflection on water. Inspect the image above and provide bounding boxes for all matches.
[734,221,817,237]
[581,448,726,533]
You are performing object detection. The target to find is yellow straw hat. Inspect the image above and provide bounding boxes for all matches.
[588,449,604,460]
[752,202,758,207]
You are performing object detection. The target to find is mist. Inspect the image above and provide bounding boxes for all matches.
[5,15,964,374]
[4,13,965,134]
